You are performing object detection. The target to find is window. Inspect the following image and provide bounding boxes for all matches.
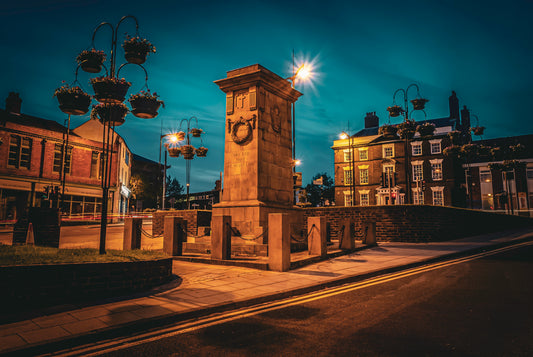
[430,139,442,154]
[91,151,101,178]
[431,187,444,206]
[359,148,368,161]
[411,141,422,156]
[412,161,423,182]
[125,150,130,165]
[343,168,353,185]
[359,191,370,206]
[343,150,352,162]
[383,145,394,158]
[413,189,424,205]
[53,144,72,174]
[359,167,369,184]
[344,191,353,206]
[480,169,492,183]
[8,135,32,169]
[383,165,395,187]
[431,162,443,181]
[527,168,533,179]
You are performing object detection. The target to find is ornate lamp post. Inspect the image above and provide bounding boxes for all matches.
[340,130,356,207]
[164,117,207,209]
[55,15,161,254]
[386,84,428,204]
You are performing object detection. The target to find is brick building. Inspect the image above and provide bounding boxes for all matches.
[332,92,471,207]
[0,92,132,222]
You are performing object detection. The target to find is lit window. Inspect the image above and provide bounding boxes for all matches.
[480,169,492,183]
[359,148,368,161]
[430,139,442,154]
[431,162,443,181]
[383,145,394,158]
[343,168,353,185]
[359,168,369,184]
[412,162,423,182]
[431,187,444,206]
[412,189,424,204]
[360,192,370,206]
[344,191,353,206]
[411,142,422,156]
[8,135,32,169]
[343,150,352,162]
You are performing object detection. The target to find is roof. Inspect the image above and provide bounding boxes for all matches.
[0,109,79,136]
[351,117,456,139]
[132,153,160,165]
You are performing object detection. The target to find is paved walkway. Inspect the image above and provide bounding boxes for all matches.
[1,228,532,354]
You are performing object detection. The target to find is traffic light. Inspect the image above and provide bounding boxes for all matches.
[422,180,426,190]
[44,186,49,197]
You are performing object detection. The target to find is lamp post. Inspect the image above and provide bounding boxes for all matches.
[164,117,207,210]
[55,15,161,254]
[340,130,356,207]
[387,84,428,204]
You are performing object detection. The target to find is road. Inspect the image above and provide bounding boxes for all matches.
[0,222,163,250]
[93,242,533,356]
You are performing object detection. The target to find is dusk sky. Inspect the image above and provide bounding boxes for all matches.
[1,0,532,192]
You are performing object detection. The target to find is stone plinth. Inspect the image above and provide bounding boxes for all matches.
[213,64,302,239]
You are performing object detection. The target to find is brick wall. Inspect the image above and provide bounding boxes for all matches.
[152,210,212,236]
[0,258,173,312]
[302,205,533,243]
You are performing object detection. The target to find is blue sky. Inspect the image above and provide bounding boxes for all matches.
[1,0,532,192]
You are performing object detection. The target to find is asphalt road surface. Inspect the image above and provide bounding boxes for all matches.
[98,242,533,357]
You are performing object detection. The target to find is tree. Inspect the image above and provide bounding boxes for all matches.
[130,173,160,209]
[166,176,184,208]
[305,172,335,207]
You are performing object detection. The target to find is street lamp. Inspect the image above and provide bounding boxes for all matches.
[387,84,428,205]
[55,15,160,254]
[340,130,356,206]
[164,116,207,210]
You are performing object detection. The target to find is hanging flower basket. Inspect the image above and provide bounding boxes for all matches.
[195,146,208,157]
[378,124,398,138]
[167,146,181,158]
[410,98,429,110]
[181,145,195,160]
[129,91,164,119]
[122,36,156,65]
[386,105,404,118]
[90,76,131,104]
[53,84,91,115]
[190,128,203,137]
[397,119,416,139]
[76,49,106,73]
[91,102,128,127]
[471,126,485,136]
[416,122,435,137]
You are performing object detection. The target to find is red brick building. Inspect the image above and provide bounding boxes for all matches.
[0,93,132,222]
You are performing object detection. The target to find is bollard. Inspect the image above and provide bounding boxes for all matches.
[123,217,142,250]
[362,221,377,246]
[308,216,327,257]
[268,213,291,272]
[340,219,355,250]
[211,215,231,260]
[163,216,186,256]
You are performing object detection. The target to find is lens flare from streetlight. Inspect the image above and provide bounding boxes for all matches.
[294,159,302,166]
[290,52,321,93]
[339,132,349,140]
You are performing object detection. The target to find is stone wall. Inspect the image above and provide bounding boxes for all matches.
[302,205,533,243]
[152,210,212,236]
[0,258,173,312]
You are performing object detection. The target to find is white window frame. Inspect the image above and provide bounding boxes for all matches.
[411,160,424,182]
[430,158,443,181]
[429,139,442,155]
[411,141,422,156]
[343,167,353,186]
[412,188,424,205]
[358,148,368,161]
[359,190,370,206]
[359,165,369,185]
[431,186,445,206]
[343,149,352,162]
[343,190,353,206]
[383,144,394,159]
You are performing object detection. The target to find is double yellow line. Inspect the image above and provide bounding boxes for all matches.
[51,239,533,357]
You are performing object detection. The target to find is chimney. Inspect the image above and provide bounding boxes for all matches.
[6,92,22,114]
[461,105,471,130]
[364,111,379,128]
[448,91,459,121]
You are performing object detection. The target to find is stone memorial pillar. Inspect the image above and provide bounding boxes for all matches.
[268,213,291,272]
[213,65,302,242]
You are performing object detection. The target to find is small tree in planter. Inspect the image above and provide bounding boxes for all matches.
[90,76,131,103]
[76,49,106,73]
[54,83,91,115]
[397,119,416,139]
[91,102,129,127]
[378,124,398,138]
[416,122,435,137]
[129,90,164,119]
[122,36,156,65]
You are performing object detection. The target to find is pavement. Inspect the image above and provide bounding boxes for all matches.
[1,227,533,355]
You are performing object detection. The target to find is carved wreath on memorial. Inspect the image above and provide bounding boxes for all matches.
[228,115,256,145]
